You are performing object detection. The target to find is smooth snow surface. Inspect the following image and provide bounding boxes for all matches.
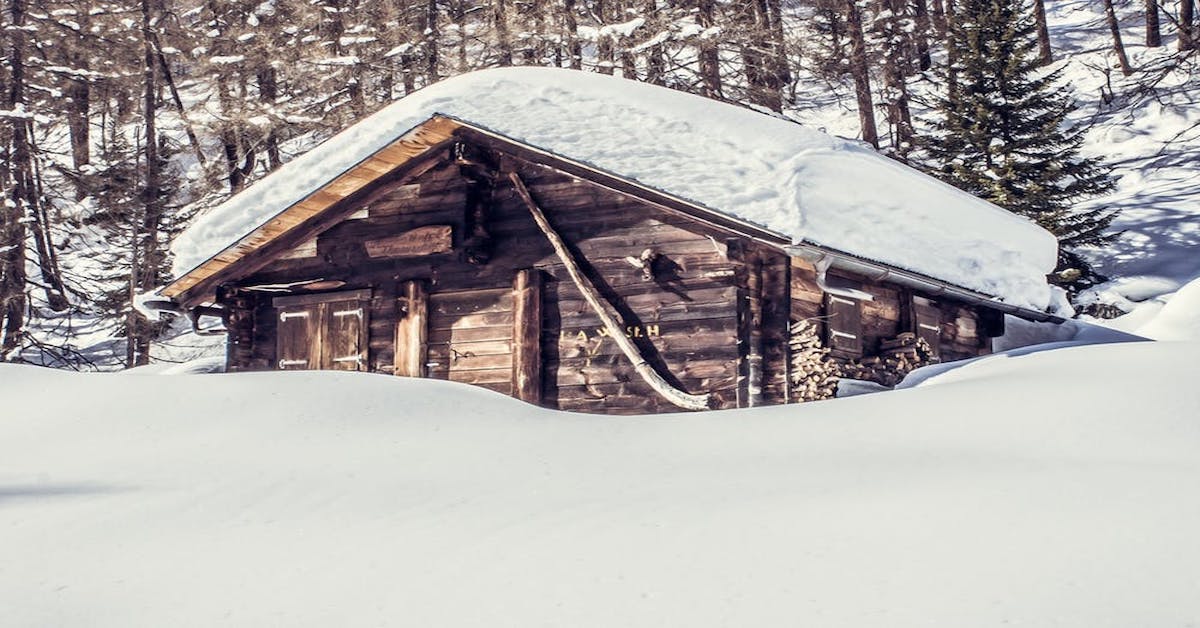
[171,67,1058,309]
[3,341,1199,627]
[1132,277,1200,341]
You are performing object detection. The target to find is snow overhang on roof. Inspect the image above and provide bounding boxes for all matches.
[165,67,1060,312]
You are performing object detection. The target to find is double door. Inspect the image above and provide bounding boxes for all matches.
[274,290,370,371]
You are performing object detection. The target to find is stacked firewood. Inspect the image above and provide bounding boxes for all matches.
[789,319,841,402]
[841,332,938,387]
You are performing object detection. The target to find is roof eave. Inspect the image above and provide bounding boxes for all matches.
[786,244,1064,324]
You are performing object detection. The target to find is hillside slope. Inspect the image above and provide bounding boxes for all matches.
[2,340,1198,627]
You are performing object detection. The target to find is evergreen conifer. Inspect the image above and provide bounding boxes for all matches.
[921,0,1117,291]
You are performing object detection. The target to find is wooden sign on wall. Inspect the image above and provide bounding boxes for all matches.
[365,225,453,258]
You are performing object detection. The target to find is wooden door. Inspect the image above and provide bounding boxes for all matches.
[273,290,371,372]
[426,287,515,394]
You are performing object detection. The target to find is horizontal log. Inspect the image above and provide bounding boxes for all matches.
[550,330,738,360]
[547,358,736,387]
[426,351,513,373]
[431,367,513,387]
[429,288,513,316]
[429,324,514,344]
[427,338,513,357]
[548,284,733,310]
[472,381,515,395]
[368,190,466,217]
[427,309,516,330]
[545,298,735,328]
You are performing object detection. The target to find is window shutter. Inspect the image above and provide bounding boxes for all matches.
[912,297,942,356]
[277,306,318,369]
[322,299,368,371]
[273,289,372,372]
[824,293,863,357]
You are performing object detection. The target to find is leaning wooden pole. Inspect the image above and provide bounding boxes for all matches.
[508,172,711,411]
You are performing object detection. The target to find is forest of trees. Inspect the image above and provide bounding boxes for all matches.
[0,0,1196,368]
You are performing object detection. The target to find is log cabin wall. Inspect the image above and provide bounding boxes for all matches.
[215,140,998,411]
[789,257,992,389]
[218,147,767,413]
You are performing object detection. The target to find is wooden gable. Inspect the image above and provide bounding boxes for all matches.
[161,116,463,307]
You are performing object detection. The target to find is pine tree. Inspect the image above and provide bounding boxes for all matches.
[921,0,1117,291]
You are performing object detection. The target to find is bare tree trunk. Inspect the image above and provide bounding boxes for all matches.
[150,30,206,168]
[66,63,91,200]
[0,127,25,358]
[207,0,252,192]
[1103,0,1134,75]
[62,9,93,202]
[881,0,914,157]
[845,0,879,148]
[1181,0,1196,50]
[493,0,514,65]
[424,0,440,81]
[1032,0,1053,64]
[930,0,947,35]
[563,0,583,69]
[7,0,67,314]
[521,1,548,63]
[765,0,792,100]
[595,0,615,74]
[134,0,165,367]
[738,1,780,111]
[26,137,68,311]
[1146,0,1162,45]
[643,0,666,84]
[912,0,934,70]
[257,67,282,170]
[696,0,722,97]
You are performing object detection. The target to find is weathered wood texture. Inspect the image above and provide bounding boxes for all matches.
[271,291,370,371]
[789,258,990,386]
[512,269,543,403]
[217,140,996,412]
[226,154,749,413]
[394,280,428,377]
[428,287,515,394]
[163,117,461,305]
[512,171,712,412]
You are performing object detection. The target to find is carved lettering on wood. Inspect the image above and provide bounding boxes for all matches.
[364,225,453,259]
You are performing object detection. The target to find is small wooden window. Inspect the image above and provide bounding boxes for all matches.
[824,293,863,358]
[912,296,942,357]
[273,289,371,371]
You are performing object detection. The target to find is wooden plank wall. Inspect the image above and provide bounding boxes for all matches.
[531,180,743,414]
[218,143,991,408]
[427,287,515,395]
[225,154,754,413]
[790,257,991,388]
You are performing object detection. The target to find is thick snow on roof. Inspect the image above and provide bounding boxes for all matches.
[172,67,1058,308]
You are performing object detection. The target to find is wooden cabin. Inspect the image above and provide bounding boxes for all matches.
[159,70,1062,414]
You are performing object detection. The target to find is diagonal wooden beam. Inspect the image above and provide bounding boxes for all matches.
[508,171,712,412]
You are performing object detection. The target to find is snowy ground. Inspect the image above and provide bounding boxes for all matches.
[3,338,1199,627]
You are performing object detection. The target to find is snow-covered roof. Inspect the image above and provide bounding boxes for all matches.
[171,67,1058,309]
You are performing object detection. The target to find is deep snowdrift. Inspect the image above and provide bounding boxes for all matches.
[2,341,1198,627]
[171,67,1058,309]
